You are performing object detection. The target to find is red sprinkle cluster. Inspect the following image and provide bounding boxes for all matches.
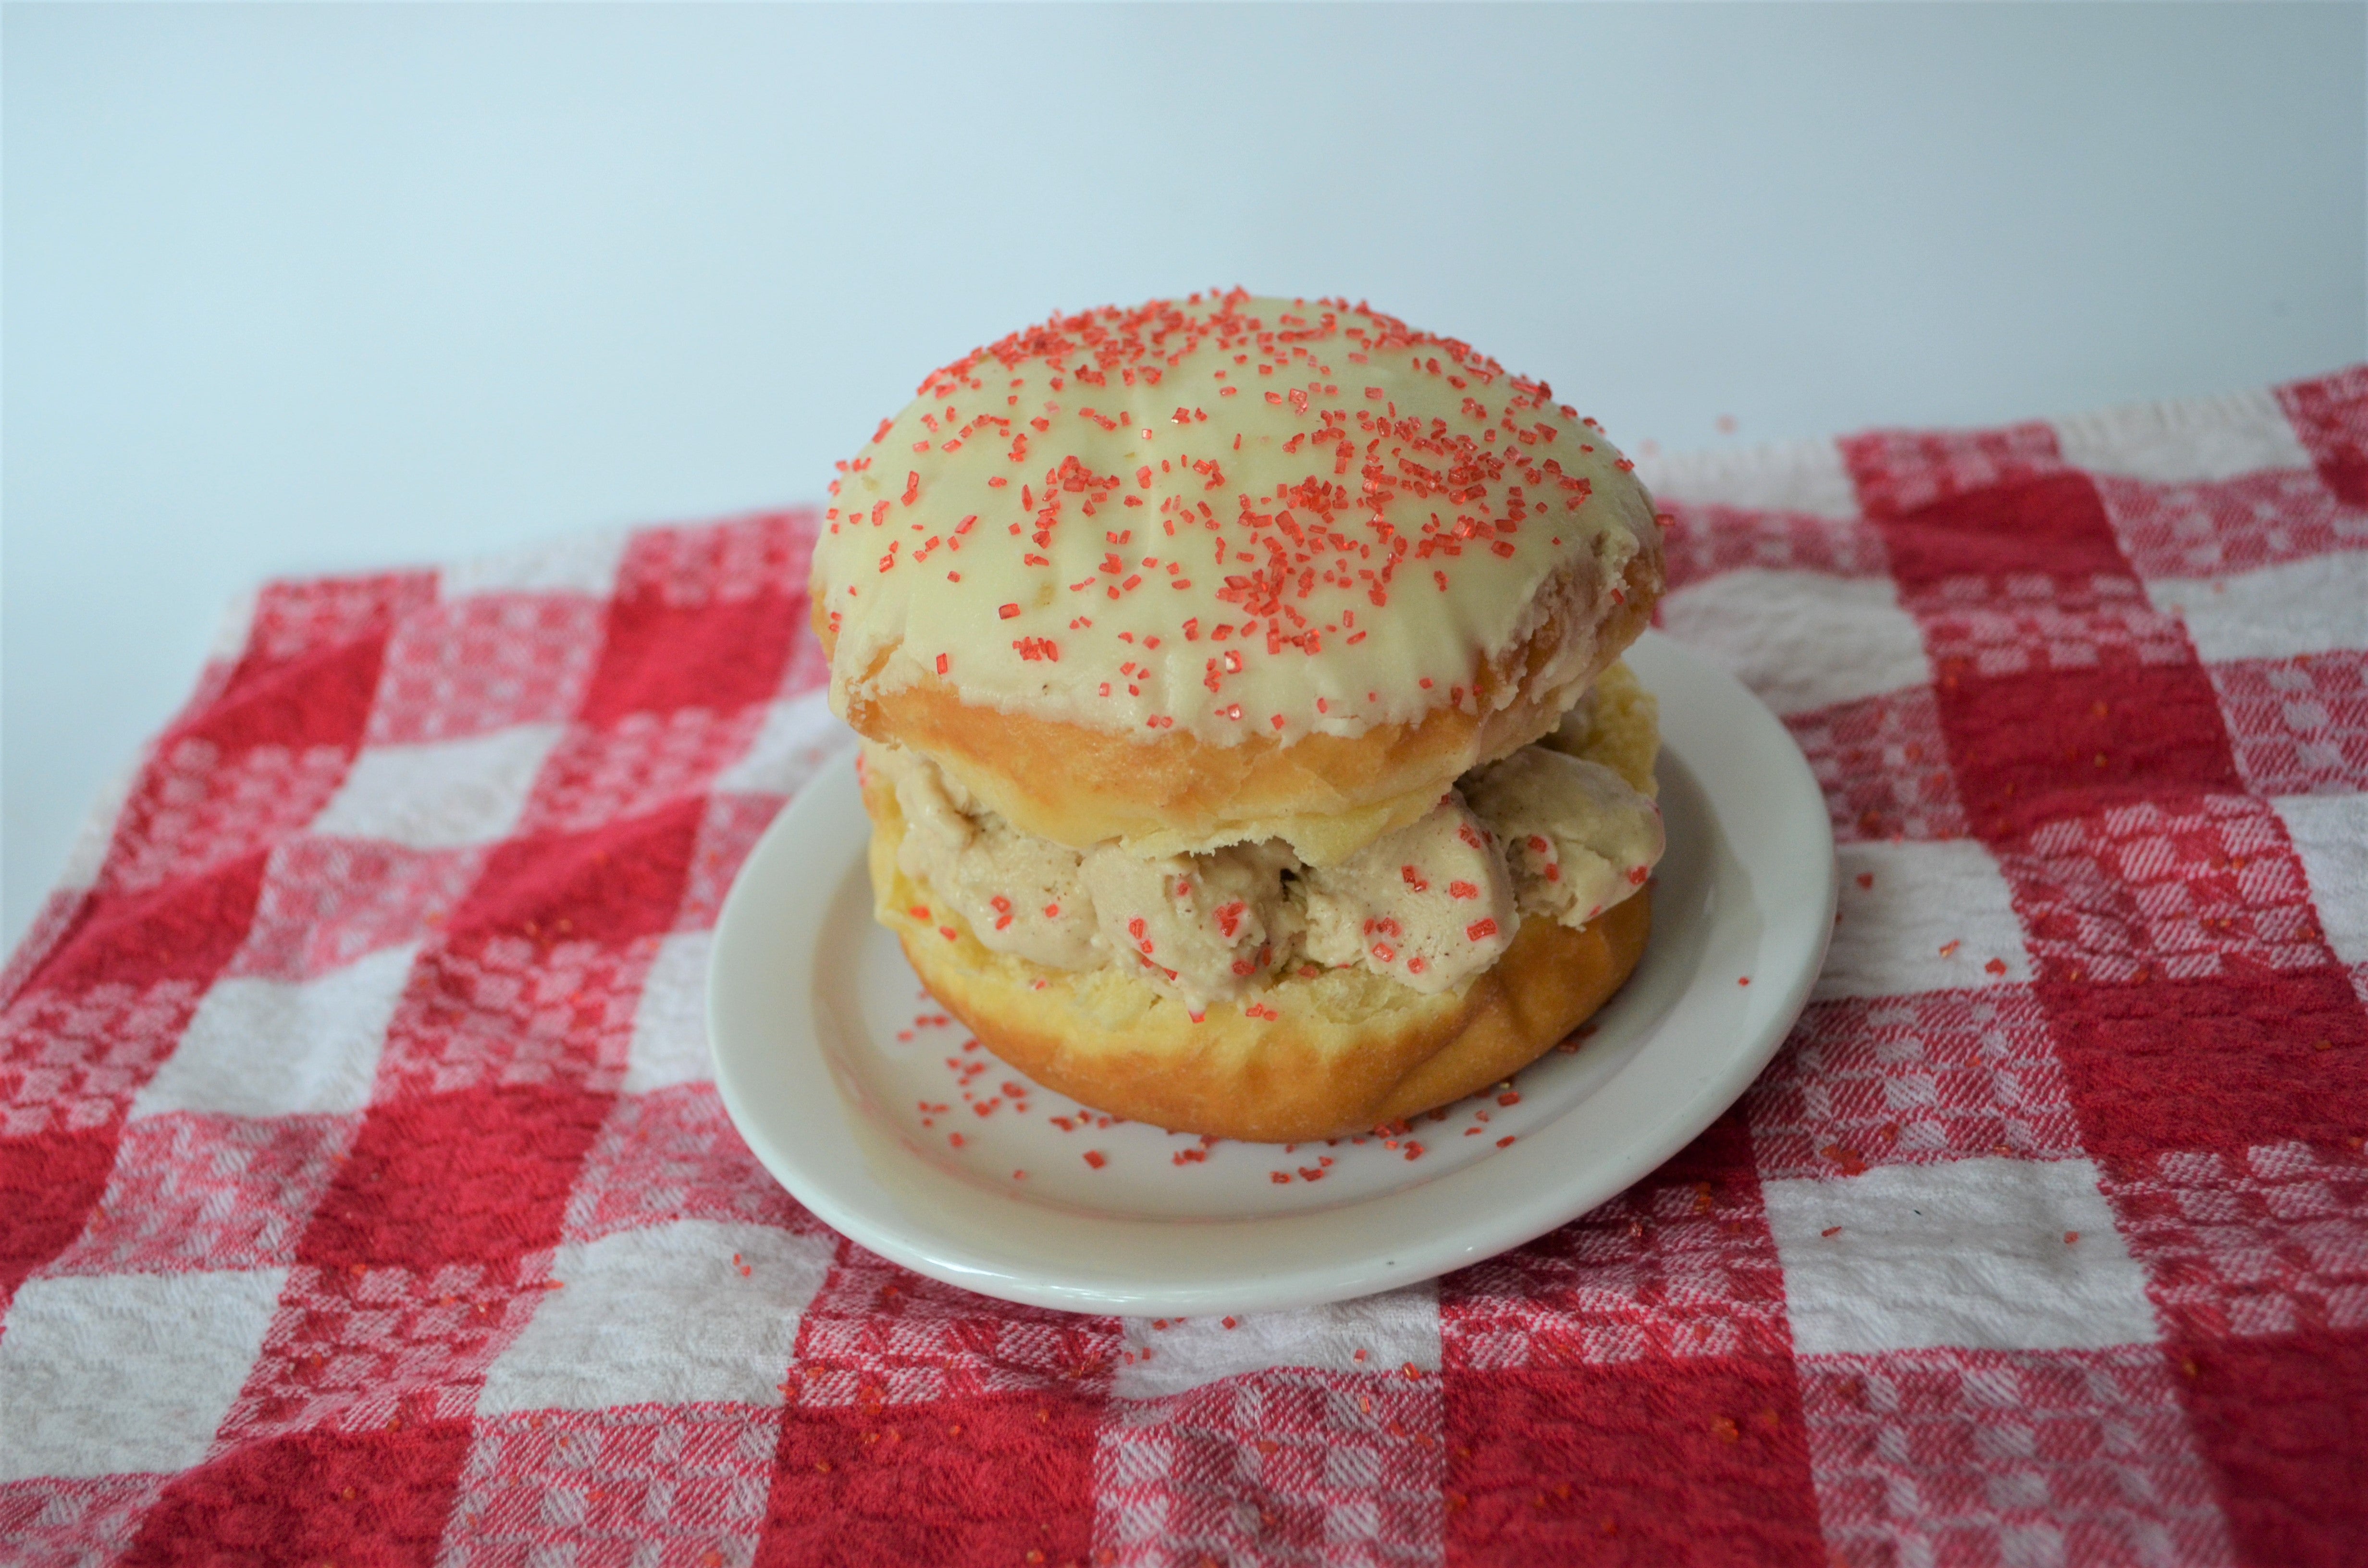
[823,290,1614,734]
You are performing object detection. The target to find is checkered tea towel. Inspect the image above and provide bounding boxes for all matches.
[2,368,2363,1568]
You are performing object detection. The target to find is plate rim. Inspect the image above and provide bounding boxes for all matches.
[709,631,1835,1314]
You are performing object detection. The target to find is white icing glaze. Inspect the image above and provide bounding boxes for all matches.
[814,292,1658,745]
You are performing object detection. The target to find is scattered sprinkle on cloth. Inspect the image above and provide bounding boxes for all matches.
[3,368,2363,1567]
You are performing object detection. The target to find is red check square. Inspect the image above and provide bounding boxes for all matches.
[760,1390,1103,1568]
[1874,470,2130,591]
[20,854,269,998]
[122,1421,474,1568]
[2038,968,2368,1165]
[1941,662,2241,834]
[580,596,801,727]
[296,1084,610,1272]
[450,799,705,949]
[0,1126,123,1306]
[184,636,390,757]
[1443,1355,1824,1567]
[2172,1327,2368,1566]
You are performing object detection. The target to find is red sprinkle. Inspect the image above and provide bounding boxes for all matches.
[1084,1150,1108,1170]
[1466,919,1499,942]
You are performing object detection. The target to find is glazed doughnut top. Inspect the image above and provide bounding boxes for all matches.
[814,291,1659,747]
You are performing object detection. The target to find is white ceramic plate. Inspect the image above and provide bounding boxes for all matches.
[708,632,1834,1316]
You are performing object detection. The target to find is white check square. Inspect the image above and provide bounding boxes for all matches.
[1110,1283,1439,1401]
[308,724,564,849]
[440,529,629,600]
[622,930,714,1094]
[0,1268,286,1481]
[133,944,415,1120]
[1822,840,2032,1000]
[1659,571,1931,718]
[2146,553,2368,663]
[2051,388,2314,483]
[477,1219,835,1415]
[1637,437,1860,520]
[1765,1157,2158,1355]
[2273,794,2368,966]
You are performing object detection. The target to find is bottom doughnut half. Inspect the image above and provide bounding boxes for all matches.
[861,774,1651,1143]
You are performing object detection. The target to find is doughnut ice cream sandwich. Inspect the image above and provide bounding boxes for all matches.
[812,292,1666,1142]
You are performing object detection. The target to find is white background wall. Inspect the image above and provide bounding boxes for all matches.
[6,2,2363,947]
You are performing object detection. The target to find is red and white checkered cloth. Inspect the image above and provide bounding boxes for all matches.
[3,368,2364,1568]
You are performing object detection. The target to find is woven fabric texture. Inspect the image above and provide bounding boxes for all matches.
[2,368,2363,1567]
